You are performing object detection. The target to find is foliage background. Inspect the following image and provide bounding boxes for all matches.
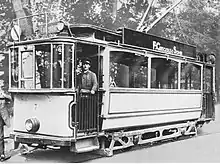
[0,0,219,101]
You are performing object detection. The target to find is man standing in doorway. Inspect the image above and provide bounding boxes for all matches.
[77,58,98,94]
[76,58,98,130]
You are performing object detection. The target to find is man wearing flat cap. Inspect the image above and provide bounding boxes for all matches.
[77,58,98,94]
[0,91,12,160]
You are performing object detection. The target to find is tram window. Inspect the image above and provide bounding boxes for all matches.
[52,45,62,88]
[64,45,73,88]
[21,52,33,79]
[21,51,34,89]
[110,51,148,88]
[151,58,178,89]
[181,63,201,90]
[75,43,99,72]
[10,44,74,90]
[35,44,51,88]
[10,48,19,88]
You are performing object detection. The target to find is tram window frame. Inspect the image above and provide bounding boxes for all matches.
[109,51,148,88]
[21,50,34,89]
[180,62,201,90]
[35,43,74,89]
[10,48,19,88]
[151,57,178,89]
[10,43,74,90]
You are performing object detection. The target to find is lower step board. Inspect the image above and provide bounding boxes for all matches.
[70,137,100,153]
[74,145,99,153]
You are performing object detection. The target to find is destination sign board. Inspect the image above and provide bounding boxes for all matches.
[122,28,196,58]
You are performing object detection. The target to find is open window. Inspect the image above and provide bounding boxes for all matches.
[75,43,104,88]
[109,51,148,88]
[35,44,51,88]
[180,63,201,90]
[151,58,178,89]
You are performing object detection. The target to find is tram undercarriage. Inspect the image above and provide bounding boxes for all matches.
[11,119,199,157]
[96,121,198,156]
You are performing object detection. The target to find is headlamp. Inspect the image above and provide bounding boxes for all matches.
[25,118,40,133]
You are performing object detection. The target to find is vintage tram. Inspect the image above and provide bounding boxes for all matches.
[9,14,215,156]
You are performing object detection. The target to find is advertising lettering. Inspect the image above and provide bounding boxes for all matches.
[153,41,183,56]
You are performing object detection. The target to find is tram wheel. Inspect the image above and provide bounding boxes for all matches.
[121,136,132,152]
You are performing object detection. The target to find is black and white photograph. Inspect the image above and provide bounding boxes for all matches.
[0,0,220,163]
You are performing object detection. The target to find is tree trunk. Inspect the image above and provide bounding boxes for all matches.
[12,0,33,40]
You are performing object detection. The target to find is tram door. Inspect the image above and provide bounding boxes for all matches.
[73,43,103,133]
[202,66,215,120]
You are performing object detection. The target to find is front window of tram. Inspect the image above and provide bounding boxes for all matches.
[10,44,73,90]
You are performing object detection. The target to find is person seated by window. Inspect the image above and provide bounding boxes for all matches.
[76,58,98,94]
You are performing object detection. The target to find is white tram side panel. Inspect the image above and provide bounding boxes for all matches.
[102,90,202,130]
[13,94,73,136]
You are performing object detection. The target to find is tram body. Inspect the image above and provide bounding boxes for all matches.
[9,18,215,156]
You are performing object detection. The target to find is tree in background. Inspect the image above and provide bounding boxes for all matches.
[152,0,220,101]
[0,1,14,50]
[0,1,14,92]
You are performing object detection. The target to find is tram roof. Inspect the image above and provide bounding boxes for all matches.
[9,23,197,59]
[68,24,121,38]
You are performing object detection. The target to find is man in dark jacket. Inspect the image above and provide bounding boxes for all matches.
[77,58,98,94]
[0,91,12,161]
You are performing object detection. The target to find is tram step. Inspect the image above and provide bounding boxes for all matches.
[70,137,100,153]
